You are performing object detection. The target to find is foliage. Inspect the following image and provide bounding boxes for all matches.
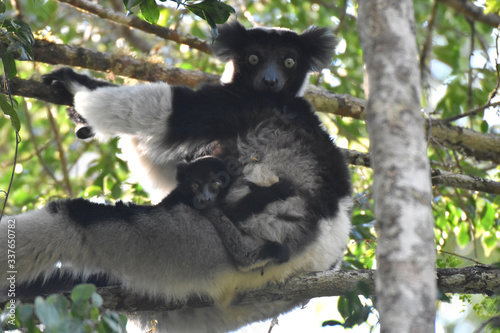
[0,284,127,332]
[322,283,375,330]
[486,0,500,14]
[124,0,235,37]
[0,0,34,131]
[0,0,499,331]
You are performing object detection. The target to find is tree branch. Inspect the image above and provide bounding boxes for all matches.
[2,266,498,312]
[57,0,211,53]
[430,121,500,163]
[431,169,500,194]
[31,39,219,87]
[438,0,500,28]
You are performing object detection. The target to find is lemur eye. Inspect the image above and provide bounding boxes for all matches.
[248,54,259,65]
[212,181,221,189]
[284,58,295,68]
[191,183,199,192]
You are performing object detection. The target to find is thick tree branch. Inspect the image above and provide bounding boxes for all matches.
[57,0,211,53]
[32,39,219,88]
[430,121,500,163]
[438,0,500,28]
[2,266,498,312]
[304,84,366,119]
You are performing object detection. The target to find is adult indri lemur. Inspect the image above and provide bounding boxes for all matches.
[0,21,352,332]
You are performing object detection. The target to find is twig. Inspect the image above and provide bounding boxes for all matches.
[488,31,500,103]
[0,77,21,220]
[452,186,478,257]
[438,249,484,265]
[332,0,348,35]
[467,18,475,112]
[24,103,62,186]
[57,0,211,53]
[46,106,73,197]
[1,140,52,167]
[440,101,500,124]
[438,0,500,28]
[420,0,439,83]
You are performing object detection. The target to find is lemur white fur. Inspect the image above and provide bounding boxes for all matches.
[73,83,183,201]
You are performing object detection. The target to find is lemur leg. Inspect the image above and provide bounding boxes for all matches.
[202,207,289,269]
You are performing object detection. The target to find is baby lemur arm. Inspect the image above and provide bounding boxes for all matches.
[203,207,289,268]
[204,179,294,267]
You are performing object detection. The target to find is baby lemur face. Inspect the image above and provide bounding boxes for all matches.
[176,157,232,210]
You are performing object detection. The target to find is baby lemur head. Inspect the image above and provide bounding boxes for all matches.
[176,157,233,210]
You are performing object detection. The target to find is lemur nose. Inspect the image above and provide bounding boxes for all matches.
[263,77,278,88]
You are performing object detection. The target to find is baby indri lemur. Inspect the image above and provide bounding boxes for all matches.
[165,156,292,266]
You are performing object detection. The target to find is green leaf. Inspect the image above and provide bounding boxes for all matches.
[1,19,34,60]
[83,185,103,198]
[139,0,160,24]
[483,232,498,251]
[99,311,128,332]
[437,289,452,303]
[1,50,17,79]
[35,295,70,331]
[0,94,21,132]
[337,296,350,320]
[457,222,470,247]
[485,0,500,14]
[446,255,463,268]
[0,0,6,13]
[92,292,103,308]
[123,0,143,11]
[480,120,489,133]
[352,213,375,226]
[480,202,495,230]
[70,284,98,320]
[322,320,344,327]
[71,284,97,302]
[186,0,235,38]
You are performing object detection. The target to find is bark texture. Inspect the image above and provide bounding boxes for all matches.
[2,266,498,312]
[358,1,436,332]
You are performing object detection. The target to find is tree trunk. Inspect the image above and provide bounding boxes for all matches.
[357,1,436,332]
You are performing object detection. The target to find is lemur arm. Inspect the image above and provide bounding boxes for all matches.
[42,68,246,143]
[202,207,289,268]
[224,179,295,223]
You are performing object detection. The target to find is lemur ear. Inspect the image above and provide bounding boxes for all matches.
[299,27,336,72]
[211,21,247,62]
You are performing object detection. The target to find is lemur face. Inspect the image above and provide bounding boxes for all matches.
[212,21,336,99]
[176,157,232,210]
